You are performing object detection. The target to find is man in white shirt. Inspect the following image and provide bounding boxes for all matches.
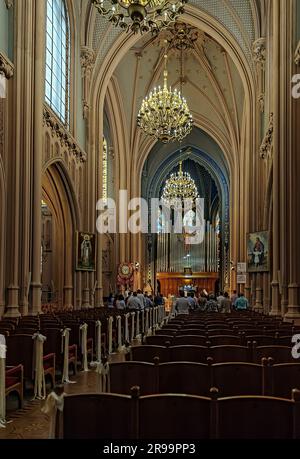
[175,291,190,315]
[137,289,145,310]
[144,293,153,308]
[127,292,142,310]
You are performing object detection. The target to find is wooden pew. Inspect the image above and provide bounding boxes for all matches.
[169,345,210,364]
[158,362,212,397]
[5,364,24,408]
[214,391,300,439]
[267,361,300,398]
[211,361,268,397]
[253,344,294,364]
[131,345,170,363]
[109,361,158,395]
[138,394,211,439]
[56,392,138,439]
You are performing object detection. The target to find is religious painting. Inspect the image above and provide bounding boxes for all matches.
[247,231,270,273]
[75,232,96,272]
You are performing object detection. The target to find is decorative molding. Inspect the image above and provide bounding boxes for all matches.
[108,146,115,160]
[80,46,95,120]
[83,101,89,120]
[258,93,264,113]
[43,106,87,163]
[4,0,13,8]
[260,113,274,159]
[252,38,266,64]
[295,41,300,66]
[0,51,14,79]
[81,46,95,73]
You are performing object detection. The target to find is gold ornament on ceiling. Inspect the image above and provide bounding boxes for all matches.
[90,0,187,35]
[165,22,199,50]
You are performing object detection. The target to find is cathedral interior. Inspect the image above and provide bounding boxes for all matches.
[1,0,300,444]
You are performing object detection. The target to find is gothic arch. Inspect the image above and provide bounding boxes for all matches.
[42,160,80,309]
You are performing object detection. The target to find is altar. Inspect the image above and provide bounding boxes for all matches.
[157,272,219,297]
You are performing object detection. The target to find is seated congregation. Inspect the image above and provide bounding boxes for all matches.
[1,307,300,439]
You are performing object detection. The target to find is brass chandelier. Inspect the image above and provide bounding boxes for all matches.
[161,160,199,205]
[91,0,187,35]
[137,49,193,143]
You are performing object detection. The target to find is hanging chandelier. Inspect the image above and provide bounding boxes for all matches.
[137,52,193,143]
[161,161,199,205]
[90,0,187,35]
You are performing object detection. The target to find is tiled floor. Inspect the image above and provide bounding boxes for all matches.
[0,352,125,440]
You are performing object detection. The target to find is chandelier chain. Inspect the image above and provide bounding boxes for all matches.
[137,33,193,143]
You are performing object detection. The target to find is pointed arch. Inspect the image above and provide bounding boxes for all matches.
[42,160,80,309]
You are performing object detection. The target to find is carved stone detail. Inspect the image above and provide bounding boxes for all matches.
[80,47,95,120]
[258,93,265,113]
[260,113,274,159]
[253,38,266,64]
[0,51,14,79]
[43,106,87,163]
[5,0,13,8]
[81,47,95,74]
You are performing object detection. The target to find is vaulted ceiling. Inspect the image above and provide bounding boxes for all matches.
[87,0,261,66]
[113,26,245,152]
[77,0,263,181]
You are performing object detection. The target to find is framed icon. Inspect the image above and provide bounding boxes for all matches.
[75,232,96,271]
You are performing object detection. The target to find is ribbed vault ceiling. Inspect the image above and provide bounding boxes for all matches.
[113,28,244,150]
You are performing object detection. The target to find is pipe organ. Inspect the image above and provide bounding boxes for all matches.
[156,220,219,274]
[155,219,219,296]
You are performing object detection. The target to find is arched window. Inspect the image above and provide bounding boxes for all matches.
[45,0,70,127]
[102,137,108,204]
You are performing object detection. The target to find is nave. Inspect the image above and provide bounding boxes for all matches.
[1,0,300,445]
[1,308,300,439]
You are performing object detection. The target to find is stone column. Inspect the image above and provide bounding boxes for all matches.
[255,274,263,312]
[95,113,103,307]
[0,53,14,318]
[4,1,25,318]
[285,0,300,319]
[31,0,46,315]
[263,272,271,314]
[82,272,91,309]
[270,0,281,315]
[76,271,82,310]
